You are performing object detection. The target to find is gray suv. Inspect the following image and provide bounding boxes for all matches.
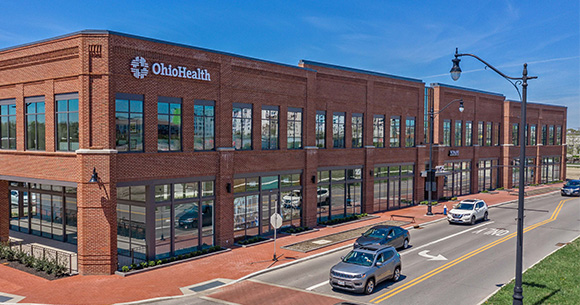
[329,245,401,294]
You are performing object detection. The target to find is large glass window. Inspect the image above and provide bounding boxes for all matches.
[454,120,462,147]
[390,116,401,148]
[443,161,471,198]
[486,122,492,146]
[541,125,547,145]
[287,108,302,149]
[530,124,537,146]
[373,115,385,148]
[56,93,79,151]
[465,121,472,146]
[548,125,554,145]
[116,95,144,152]
[512,123,519,145]
[261,106,279,150]
[317,168,362,223]
[478,159,499,192]
[556,126,562,145]
[158,98,182,151]
[541,157,561,183]
[0,99,16,149]
[495,123,501,146]
[25,97,45,151]
[194,100,215,151]
[373,164,414,212]
[233,104,252,150]
[316,111,326,148]
[405,117,415,147]
[333,112,345,148]
[443,120,451,146]
[352,113,363,148]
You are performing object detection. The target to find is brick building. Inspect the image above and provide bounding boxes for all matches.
[0,30,567,275]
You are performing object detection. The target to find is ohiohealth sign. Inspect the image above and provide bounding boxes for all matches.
[130,56,211,81]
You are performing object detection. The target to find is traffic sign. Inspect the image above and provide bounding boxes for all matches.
[270,213,283,229]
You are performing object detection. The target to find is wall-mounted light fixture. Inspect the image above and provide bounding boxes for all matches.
[226,183,232,193]
[88,167,99,183]
[311,175,316,184]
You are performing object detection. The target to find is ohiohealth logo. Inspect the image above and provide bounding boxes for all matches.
[130,56,211,81]
[130,56,149,79]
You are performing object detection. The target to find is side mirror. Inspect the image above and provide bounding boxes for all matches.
[376,262,383,267]
[340,256,344,260]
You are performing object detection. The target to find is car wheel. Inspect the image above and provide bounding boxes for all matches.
[402,238,409,249]
[470,216,476,225]
[392,267,401,282]
[364,278,375,295]
[483,212,489,221]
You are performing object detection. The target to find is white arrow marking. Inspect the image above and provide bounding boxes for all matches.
[419,250,448,261]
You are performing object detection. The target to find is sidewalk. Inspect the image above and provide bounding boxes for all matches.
[0,185,560,305]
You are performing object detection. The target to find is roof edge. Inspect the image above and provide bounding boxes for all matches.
[300,60,424,84]
[430,83,505,97]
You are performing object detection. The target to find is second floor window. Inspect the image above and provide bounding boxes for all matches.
[194,101,215,151]
[316,111,326,148]
[406,117,415,147]
[525,124,529,146]
[233,103,252,150]
[548,125,554,145]
[530,125,537,146]
[496,123,501,146]
[512,123,519,145]
[556,126,562,145]
[287,108,302,149]
[56,93,79,151]
[373,115,385,148]
[25,97,45,151]
[541,125,547,145]
[261,106,279,150]
[116,94,144,152]
[390,116,401,148]
[333,112,345,148]
[443,120,451,146]
[158,98,182,152]
[478,121,484,146]
[454,120,462,147]
[0,100,16,149]
[352,113,363,148]
[465,121,473,146]
[486,122,492,146]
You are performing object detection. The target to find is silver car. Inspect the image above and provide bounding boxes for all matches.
[329,245,401,294]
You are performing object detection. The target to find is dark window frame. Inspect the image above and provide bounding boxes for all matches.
[55,93,79,152]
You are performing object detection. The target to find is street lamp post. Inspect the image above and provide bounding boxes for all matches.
[450,48,537,305]
[427,98,464,216]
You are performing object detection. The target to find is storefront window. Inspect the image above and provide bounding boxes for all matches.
[318,168,363,222]
[443,161,471,198]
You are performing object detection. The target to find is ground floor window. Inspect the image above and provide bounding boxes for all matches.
[317,168,362,223]
[443,161,471,198]
[512,158,535,187]
[234,173,302,240]
[478,159,499,192]
[373,164,414,212]
[541,157,561,184]
[9,182,77,245]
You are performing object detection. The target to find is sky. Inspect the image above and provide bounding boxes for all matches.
[1,1,578,128]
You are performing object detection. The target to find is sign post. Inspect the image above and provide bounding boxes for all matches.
[270,208,283,261]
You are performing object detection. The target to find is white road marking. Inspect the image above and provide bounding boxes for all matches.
[418,250,447,261]
[401,221,494,256]
[311,239,332,245]
[306,280,328,291]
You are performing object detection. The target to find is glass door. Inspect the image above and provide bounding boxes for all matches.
[261,192,278,235]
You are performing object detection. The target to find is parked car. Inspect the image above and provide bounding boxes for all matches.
[561,179,580,196]
[329,245,401,294]
[353,225,410,250]
[447,199,488,225]
[177,204,213,229]
[282,190,302,208]
[316,188,330,206]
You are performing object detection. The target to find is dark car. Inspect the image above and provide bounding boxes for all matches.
[177,205,213,229]
[561,179,580,196]
[353,225,410,250]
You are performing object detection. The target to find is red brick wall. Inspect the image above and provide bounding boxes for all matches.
[0,180,8,243]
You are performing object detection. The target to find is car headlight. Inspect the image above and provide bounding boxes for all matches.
[354,274,366,278]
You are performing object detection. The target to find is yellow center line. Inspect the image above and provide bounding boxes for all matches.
[371,199,571,303]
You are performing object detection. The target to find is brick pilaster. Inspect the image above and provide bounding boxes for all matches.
[0,180,9,243]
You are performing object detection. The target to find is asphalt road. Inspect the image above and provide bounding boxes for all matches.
[249,193,580,304]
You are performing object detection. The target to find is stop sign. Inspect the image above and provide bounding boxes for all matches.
[270,213,283,229]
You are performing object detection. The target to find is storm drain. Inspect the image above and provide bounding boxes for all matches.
[189,280,226,292]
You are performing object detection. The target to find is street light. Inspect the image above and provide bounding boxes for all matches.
[426,98,464,216]
[450,48,537,305]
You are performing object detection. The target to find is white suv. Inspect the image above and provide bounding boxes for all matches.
[447,199,488,225]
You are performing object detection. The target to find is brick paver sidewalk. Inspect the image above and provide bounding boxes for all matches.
[0,185,560,305]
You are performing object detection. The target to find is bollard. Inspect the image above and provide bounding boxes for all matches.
[443,205,448,215]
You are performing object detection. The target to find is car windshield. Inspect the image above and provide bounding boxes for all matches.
[343,250,375,267]
[564,181,580,187]
[455,203,474,210]
[362,228,388,238]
